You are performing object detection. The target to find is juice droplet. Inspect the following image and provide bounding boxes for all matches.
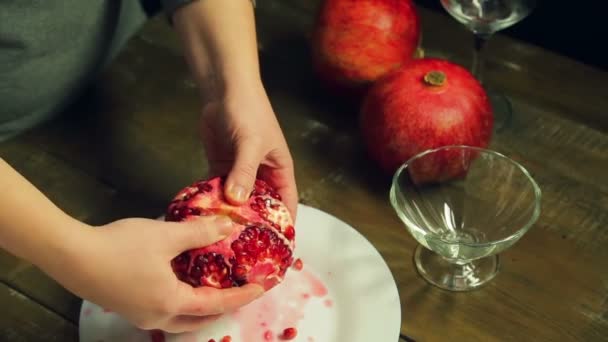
[303,270,328,297]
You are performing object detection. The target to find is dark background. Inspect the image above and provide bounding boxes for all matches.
[141,0,607,71]
[415,0,607,70]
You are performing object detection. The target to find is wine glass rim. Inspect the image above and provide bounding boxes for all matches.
[390,145,542,248]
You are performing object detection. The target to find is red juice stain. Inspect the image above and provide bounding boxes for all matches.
[263,330,274,341]
[148,330,165,342]
[180,333,198,342]
[102,308,112,313]
[220,336,232,342]
[302,270,328,297]
[83,308,92,317]
[307,337,315,342]
[234,269,330,342]
[324,299,333,308]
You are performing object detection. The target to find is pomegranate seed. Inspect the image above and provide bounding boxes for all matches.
[148,330,165,342]
[208,339,216,342]
[284,226,295,240]
[220,336,232,342]
[293,258,303,271]
[282,327,297,340]
[263,330,274,341]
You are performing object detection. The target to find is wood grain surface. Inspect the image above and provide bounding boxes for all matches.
[0,1,606,341]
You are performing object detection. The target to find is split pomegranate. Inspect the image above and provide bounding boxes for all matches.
[166,177,295,291]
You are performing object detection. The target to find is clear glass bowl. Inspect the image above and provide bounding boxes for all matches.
[390,145,541,291]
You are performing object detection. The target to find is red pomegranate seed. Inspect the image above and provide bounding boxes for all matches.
[293,258,303,271]
[220,336,232,342]
[282,327,297,340]
[201,183,213,192]
[284,226,295,240]
[208,339,216,342]
[148,330,165,342]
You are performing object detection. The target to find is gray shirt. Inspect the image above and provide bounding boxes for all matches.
[0,0,149,142]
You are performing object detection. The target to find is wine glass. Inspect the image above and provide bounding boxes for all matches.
[440,0,537,132]
[390,145,541,291]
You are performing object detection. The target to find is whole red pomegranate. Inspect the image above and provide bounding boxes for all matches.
[311,0,420,95]
[165,177,295,291]
[360,58,493,176]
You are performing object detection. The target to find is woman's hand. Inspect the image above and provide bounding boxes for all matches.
[49,216,264,333]
[200,82,298,219]
[171,0,298,219]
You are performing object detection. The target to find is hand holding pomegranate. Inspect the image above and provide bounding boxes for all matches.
[199,82,298,220]
[61,216,264,333]
[0,160,264,333]
[172,0,298,219]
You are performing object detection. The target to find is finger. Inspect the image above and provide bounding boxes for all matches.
[162,314,221,333]
[276,169,298,220]
[168,216,235,252]
[176,282,264,316]
[225,139,263,205]
[259,164,299,220]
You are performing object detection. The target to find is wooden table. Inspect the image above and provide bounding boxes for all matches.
[1,1,607,341]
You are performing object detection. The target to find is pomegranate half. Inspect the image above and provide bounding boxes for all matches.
[165,177,295,291]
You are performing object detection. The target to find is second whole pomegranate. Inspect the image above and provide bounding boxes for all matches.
[360,58,493,180]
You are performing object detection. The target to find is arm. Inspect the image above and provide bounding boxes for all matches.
[172,0,260,102]
[0,158,84,276]
[171,0,299,218]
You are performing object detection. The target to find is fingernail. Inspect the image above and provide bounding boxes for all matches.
[229,185,248,202]
[215,216,234,236]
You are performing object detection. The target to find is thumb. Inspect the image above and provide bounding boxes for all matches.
[225,141,262,205]
[168,216,234,252]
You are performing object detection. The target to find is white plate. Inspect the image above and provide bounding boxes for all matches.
[79,204,401,342]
